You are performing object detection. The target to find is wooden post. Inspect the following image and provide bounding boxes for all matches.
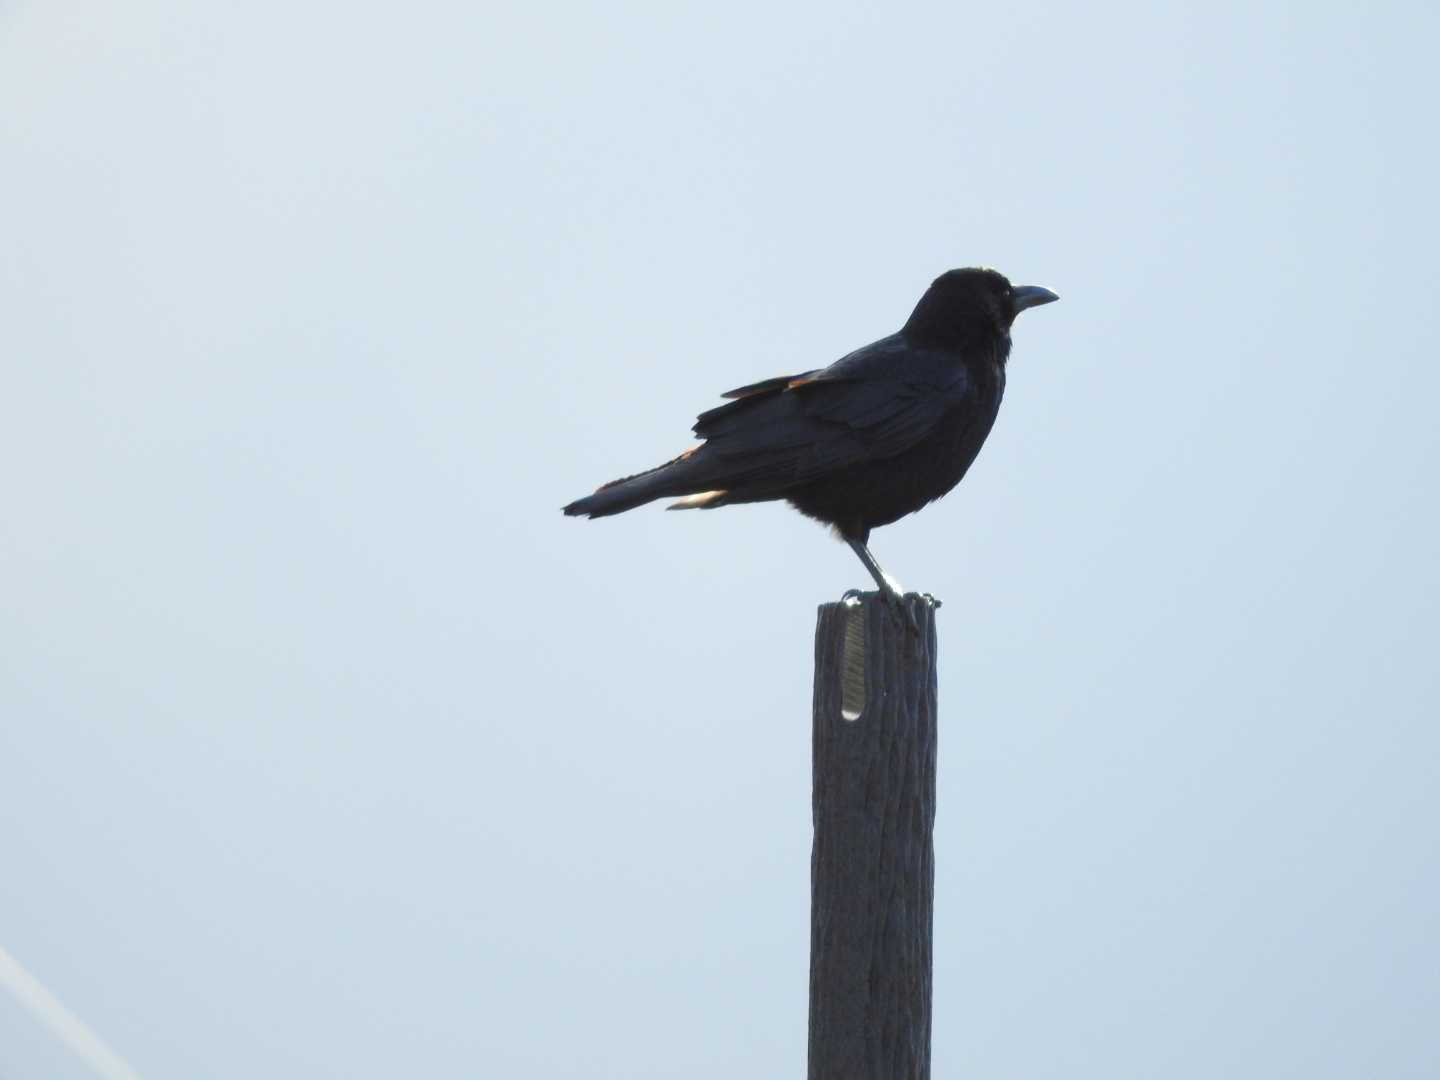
[809,592,938,1080]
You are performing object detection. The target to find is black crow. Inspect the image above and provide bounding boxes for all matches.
[563,267,1057,604]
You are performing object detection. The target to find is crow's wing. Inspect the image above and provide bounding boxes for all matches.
[719,372,821,399]
[689,335,972,493]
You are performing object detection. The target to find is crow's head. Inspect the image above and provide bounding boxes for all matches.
[904,267,1058,349]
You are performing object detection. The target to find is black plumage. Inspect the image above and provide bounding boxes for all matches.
[563,267,1057,599]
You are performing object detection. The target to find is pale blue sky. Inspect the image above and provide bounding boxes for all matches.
[2,2,1437,1077]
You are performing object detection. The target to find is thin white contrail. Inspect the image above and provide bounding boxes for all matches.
[0,945,141,1080]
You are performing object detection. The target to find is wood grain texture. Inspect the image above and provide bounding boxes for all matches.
[809,592,938,1080]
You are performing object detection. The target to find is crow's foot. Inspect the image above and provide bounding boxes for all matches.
[880,586,921,637]
[839,588,939,636]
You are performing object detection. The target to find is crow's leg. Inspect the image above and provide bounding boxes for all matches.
[844,538,941,635]
[846,538,918,634]
[846,537,905,598]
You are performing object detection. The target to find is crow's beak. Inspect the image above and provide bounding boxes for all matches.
[1012,285,1059,313]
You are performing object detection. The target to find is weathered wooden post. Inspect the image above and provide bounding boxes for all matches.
[809,592,939,1080]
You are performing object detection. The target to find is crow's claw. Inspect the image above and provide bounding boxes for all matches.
[841,588,937,636]
[872,587,918,637]
[894,591,943,635]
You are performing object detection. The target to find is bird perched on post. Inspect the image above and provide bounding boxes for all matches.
[563,267,1057,608]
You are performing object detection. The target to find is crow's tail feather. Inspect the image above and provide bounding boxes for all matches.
[563,454,699,519]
